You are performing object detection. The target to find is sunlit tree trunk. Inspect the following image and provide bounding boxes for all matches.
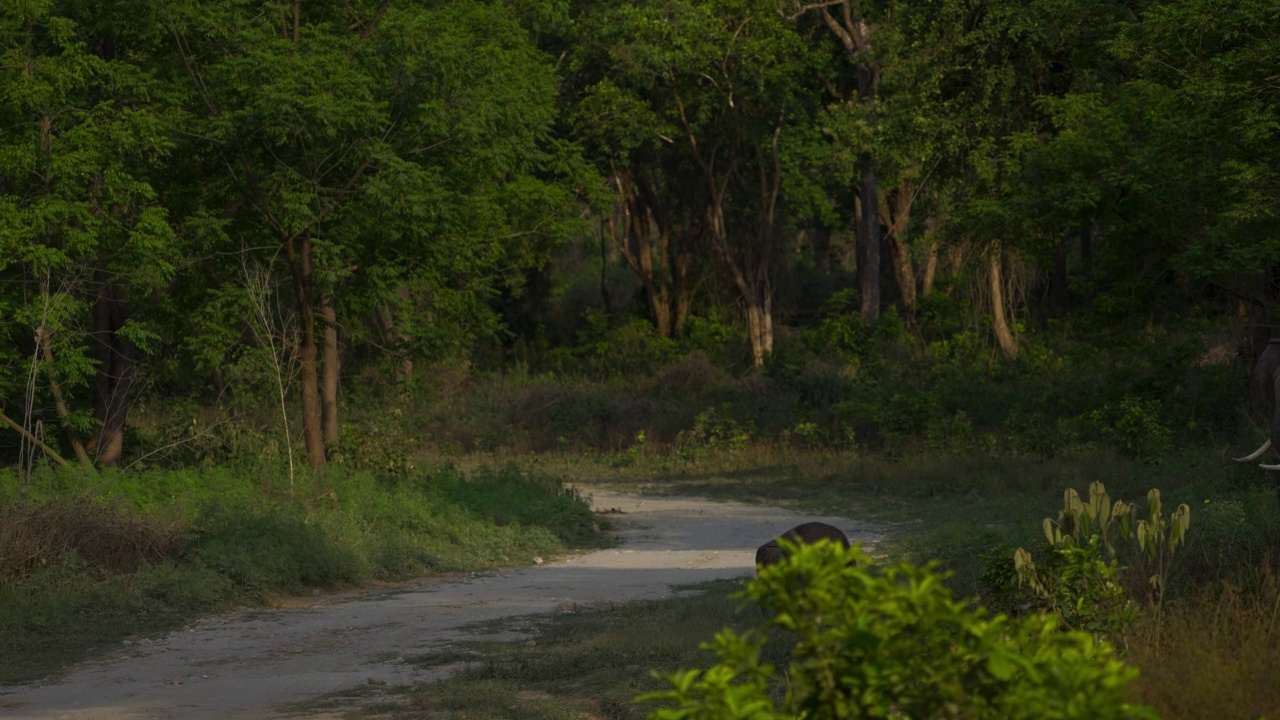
[920,216,940,297]
[605,168,698,338]
[319,288,340,445]
[880,181,919,314]
[989,243,1018,359]
[286,233,326,470]
[858,163,881,322]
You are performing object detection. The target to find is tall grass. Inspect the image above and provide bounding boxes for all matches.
[1126,573,1280,719]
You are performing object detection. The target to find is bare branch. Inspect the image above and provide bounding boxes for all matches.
[1,411,70,469]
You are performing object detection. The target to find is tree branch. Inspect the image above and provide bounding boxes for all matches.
[0,411,71,469]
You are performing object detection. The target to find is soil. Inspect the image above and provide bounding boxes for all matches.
[0,489,882,719]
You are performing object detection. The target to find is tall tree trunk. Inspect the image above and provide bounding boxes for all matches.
[319,288,340,444]
[884,235,916,312]
[989,244,1018,359]
[90,273,136,467]
[858,167,881,322]
[608,171,668,336]
[287,233,326,471]
[798,3,880,322]
[879,181,919,314]
[921,249,939,298]
[744,297,773,367]
[36,276,92,467]
[606,168,699,338]
[706,202,774,368]
[920,216,940,297]
[857,61,881,322]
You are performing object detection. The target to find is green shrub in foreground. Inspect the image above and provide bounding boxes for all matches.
[642,542,1154,720]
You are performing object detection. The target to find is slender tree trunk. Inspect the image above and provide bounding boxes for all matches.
[919,215,940,297]
[858,167,881,322]
[599,223,613,319]
[707,201,775,368]
[96,336,135,467]
[989,244,1018,358]
[879,181,919,314]
[319,288,340,444]
[921,244,939,297]
[792,3,880,319]
[885,236,917,312]
[287,233,326,470]
[89,274,135,467]
[856,54,881,322]
[38,331,92,468]
[607,169,699,338]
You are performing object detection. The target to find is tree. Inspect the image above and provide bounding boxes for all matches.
[160,0,572,468]
[778,0,885,323]
[567,74,703,338]
[1113,0,1280,347]
[0,0,178,467]
[570,0,823,366]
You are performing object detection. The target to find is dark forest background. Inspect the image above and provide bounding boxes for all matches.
[3,0,1277,472]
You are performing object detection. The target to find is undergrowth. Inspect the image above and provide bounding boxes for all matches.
[0,462,603,684]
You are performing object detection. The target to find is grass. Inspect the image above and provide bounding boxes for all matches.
[0,461,605,685]
[1126,574,1280,719]
[351,579,767,720]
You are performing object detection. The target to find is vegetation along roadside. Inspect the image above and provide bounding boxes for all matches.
[0,464,604,685]
[2,0,1278,716]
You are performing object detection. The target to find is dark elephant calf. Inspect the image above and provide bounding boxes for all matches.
[755,521,852,574]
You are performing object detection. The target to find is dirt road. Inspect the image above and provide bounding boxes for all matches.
[0,489,880,719]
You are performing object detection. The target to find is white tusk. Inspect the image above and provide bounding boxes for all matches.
[1234,439,1272,462]
[1261,463,1280,471]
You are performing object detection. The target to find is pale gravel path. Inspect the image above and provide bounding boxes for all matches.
[0,489,882,719]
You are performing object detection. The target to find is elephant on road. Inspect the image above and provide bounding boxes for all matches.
[755,521,851,573]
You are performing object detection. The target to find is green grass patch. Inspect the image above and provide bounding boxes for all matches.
[0,462,604,685]
[391,580,766,720]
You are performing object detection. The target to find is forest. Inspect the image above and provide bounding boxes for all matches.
[1,0,1279,716]
[1,0,1275,470]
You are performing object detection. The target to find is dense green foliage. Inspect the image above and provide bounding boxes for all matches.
[1,0,1275,472]
[643,542,1154,719]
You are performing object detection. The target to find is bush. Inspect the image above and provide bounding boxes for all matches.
[642,542,1154,720]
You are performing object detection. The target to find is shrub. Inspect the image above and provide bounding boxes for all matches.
[0,498,181,578]
[643,542,1154,720]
